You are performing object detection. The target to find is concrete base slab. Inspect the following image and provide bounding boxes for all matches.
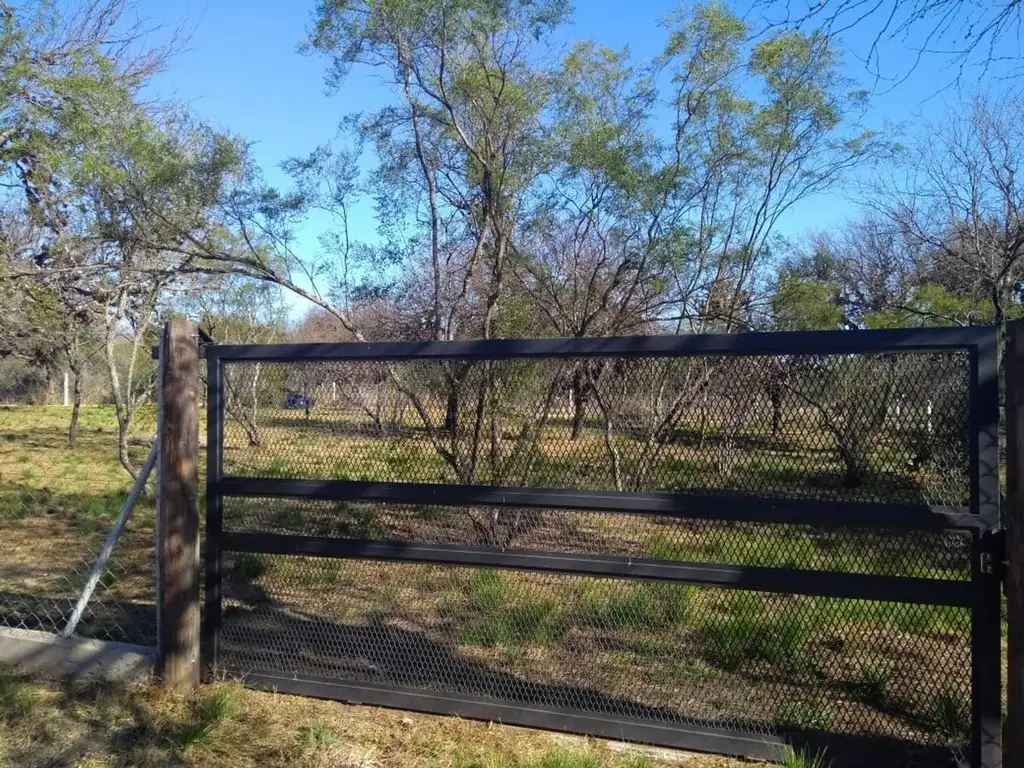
[0,627,155,682]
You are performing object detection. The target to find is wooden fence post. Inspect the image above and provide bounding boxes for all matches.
[157,318,201,689]
[1007,319,1024,766]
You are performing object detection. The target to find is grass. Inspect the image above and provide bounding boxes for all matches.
[851,663,890,706]
[781,746,831,768]
[232,551,268,579]
[296,721,340,752]
[775,696,834,732]
[0,674,736,768]
[700,594,812,671]
[931,687,970,746]
[536,749,601,768]
[0,667,31,721]
[0,404,980,754]
[458,570,569,647]
[168,690,240,752]
[577,578,694,633]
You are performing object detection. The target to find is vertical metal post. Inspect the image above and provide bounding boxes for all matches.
[202,353,225,676]
[1005,319,1024,768]
[970,331,1002,768]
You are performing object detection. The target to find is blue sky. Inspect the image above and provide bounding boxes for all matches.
[129,0,1019,315]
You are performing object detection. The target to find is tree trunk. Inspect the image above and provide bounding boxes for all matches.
[68,370,82,448]
[770,386,783,437]
[570,369,587,440]
[445,388,458,433]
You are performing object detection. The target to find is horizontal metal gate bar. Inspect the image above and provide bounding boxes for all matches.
[216,477,981,531]
[234,670,787,761]
[220,532,974,606]
[204,326,993,362]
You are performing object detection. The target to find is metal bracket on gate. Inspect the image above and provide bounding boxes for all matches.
[150,326,215,359]
[988,528,1007,581]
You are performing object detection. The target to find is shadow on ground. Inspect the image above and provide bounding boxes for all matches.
[218,586,959,768]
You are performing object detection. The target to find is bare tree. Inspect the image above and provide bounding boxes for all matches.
[752,0,1022,87]
[874,90,1024,354]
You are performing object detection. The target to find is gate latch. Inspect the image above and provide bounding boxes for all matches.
[979,529,1005,579]
[980,550,995,575]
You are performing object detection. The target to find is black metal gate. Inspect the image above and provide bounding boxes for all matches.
[201,327,1002,767]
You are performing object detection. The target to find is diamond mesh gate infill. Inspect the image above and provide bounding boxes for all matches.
[209,344,990,768]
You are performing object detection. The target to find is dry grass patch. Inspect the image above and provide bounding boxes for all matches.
[0,669,752,767]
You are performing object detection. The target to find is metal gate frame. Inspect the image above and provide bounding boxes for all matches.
[200,326,1002,767]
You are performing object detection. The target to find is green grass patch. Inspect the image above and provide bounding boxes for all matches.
[781,745,831,768]
[0,668,31,721]
[169,689,238,752]
[775,696,833,731]
[701,594,811,671]
[457,570,569,648]
[297,721,340,752]
[578,580,694,633]
[168,718,216,752]
[851,662,889,706]
[931,687,969,746]
[232,552,268,579]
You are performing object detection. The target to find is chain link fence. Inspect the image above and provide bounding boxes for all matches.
[0,359,159,646]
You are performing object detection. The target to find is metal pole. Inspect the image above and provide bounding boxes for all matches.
[61,443,157,638]
[970,330,1003,768]
[1006,319,1024,768]
[202,354,224,675]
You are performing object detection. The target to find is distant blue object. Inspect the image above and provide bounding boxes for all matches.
[284,392,314,410]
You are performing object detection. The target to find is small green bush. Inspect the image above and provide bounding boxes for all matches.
[196,690,237,723]
[169,689,238,753]
[168,719,214,752]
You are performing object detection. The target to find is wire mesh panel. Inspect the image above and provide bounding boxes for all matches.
[218,352,970,506]
[218,556,971,767]
[0,405,158,644]
[204,329,1001,768]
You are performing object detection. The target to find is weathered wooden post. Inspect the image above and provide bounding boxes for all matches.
[1006,319,1024,766]
[157,318,201,689]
